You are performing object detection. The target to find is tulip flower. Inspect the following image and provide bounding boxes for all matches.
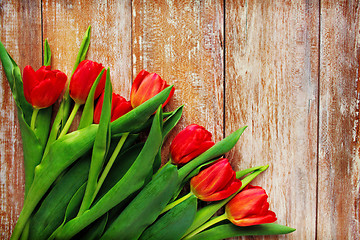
[69,60,106,105]
[225,185,277,226]
[190,158,242,202]
[94,92,133,124]
[170,124,214,165]
[23,65,67,109]
[130,70,174,108]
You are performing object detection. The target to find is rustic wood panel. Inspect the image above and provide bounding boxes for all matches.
[132,0,224,162]
[42,0,132,99]
[225,1,319,239]
[317,0,360,239]
[1,1,360,240]
[0,1,42,238]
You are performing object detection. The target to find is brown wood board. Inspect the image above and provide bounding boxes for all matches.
[0,1,359,239]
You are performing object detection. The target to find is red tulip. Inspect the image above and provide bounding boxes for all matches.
[170,124,214,165]
[23,65,67,109]
[190,158,242,202]
[69,60,106,104]
[225,185,277,226]
[94,93,133,124]
[130,70,174,108]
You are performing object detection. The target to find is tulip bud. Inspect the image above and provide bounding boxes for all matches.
[130,70,174,108]
[69,60,106,104]
[170,124,214,165]
[225,185,277,226]
[190,158,242,202]
[94,92,133,124]
[23,65,67,109]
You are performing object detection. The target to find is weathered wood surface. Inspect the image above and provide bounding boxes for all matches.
[0,1,359,239]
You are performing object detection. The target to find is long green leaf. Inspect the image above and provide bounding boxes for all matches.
[139,195,197,240]
[78,69,105,129]
[186,223,296,240]
[54,105,164,239]
[101,164,178,240]
[78,69,112,215]
[29,156,90,240]
[43,39,51,66]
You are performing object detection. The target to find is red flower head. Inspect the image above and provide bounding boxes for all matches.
[225,185,277,226]
[94,93,133,124]
[190,158,242,202]
[69,60,106,104]
[23,65,67,109]
[170,124,215,165]
[130,70,174,108]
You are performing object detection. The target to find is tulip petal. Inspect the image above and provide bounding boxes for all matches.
[23,65,38,105]
[231,211,277,226]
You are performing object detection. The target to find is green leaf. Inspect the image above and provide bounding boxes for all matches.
[101,164,178,240]
[186,223,296,240]
[162,105,183,140]
[94,143,144,202]
[55,105,164,239]
[76,214,108,240]
[48,182,87,240]
[0,40,52,197]
[29,156,91,240]
[12,65,33,124]
[72,25,91,75]
[78,69,105,129]
[78,69,112,215]
[43,39,51,66]
[139,195,197,240]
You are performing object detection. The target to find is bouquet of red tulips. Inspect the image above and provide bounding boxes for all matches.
[1,26,295,240]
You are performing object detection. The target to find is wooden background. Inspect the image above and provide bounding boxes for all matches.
[0,0,359,239]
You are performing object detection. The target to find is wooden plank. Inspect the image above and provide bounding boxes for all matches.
[0,1,42,238]
[42,0,132,99]
[132,0,225,161]
[317,0,360,239]
[225,1,319,239]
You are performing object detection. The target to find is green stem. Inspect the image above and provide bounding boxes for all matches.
[93,132,129,201]
[160,192,193,214]
[30,108,39,130]
[183,214,228,240]
[58,103,80,138]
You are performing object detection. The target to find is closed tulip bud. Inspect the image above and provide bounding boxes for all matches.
[225,185,277,226]
[23,65,67,109]
[190,158,242,202]
[170,124,214,165]
[130,70,174,108]
[69,60,106,104]
[94,93,133,124]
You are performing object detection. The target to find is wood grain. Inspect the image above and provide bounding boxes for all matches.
[42,0,132,99]
[42,0,132,130]
[317,0,360,238]
[0,0,42,238]
[132,0,225,160]
[0,1,360,240]
[225,1,319,239]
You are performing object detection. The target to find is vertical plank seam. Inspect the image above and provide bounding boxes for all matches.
[223,0,226,139]
[41,0,44,64]
[315,0,322,239]
[131,0,133,84]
